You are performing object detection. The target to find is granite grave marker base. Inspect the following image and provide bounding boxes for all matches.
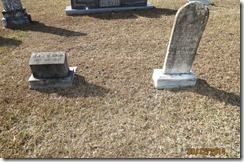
[65,0,154,16]
[153,69,197,89]
[28,52,77,89]
[2,8,32,28]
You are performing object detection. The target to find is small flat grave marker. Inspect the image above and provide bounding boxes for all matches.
[28,52,77,89]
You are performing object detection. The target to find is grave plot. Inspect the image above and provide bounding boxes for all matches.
[0,0,240,159]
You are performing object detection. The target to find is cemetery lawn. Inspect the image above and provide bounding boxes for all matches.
[0,0,240,158]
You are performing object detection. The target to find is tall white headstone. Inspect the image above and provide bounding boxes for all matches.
[153,2,209,89]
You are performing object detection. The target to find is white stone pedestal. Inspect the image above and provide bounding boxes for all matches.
[152,69,197,89]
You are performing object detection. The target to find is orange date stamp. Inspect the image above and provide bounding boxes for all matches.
[186,148,226,156]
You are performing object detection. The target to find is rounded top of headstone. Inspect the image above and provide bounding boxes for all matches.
[185,1,209,13]
[176,2,209,22]
[188,0,213,5]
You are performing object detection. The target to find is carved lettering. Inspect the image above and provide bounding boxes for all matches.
[100,0,120,7]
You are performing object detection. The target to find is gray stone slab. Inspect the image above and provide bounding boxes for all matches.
[71,0,99,9]
[29,52,69,79]
[162,2,209,74]
[28,67,77,89]
[153,69,197,89]
[65,2,154,15]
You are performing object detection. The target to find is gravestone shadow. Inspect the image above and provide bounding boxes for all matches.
[169,79,240,107]
[0,36,22,46]
[19,21,87,37]
[36,74,110,98]
[88,8,177,20]
[136,8,178,18]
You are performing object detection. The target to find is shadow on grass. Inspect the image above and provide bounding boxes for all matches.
[170,79,240,107]
[0,36,22,46]
[87,8,177,20]
[18,21,87,37]
[36,74,110,98]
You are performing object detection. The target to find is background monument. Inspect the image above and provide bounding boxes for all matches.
[1,0,32,28]
[66,0,154,15]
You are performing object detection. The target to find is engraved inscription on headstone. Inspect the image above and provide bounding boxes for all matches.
[29,52,69,79]
[100,0,120,7]
[153,2,209,89]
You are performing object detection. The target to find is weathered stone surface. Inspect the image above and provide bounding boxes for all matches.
[28,52,77,89]
[153,2,209,89]
[153,69,197,89]
[162,2,209,74]
[188,0,213,5]
[29,67,77,89]
[29,52,69,79]
[1,0,32,28]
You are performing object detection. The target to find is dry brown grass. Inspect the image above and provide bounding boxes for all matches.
[0,0,240,158]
